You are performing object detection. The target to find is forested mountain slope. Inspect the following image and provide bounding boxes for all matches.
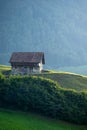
[1,0,87,70]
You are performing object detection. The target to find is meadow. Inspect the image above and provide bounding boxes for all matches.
[1,64,87,91]
[0,65,11,71]
[34,71,87,91]
[0,109,87,130]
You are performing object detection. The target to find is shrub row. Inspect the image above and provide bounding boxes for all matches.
[0,73,87,124]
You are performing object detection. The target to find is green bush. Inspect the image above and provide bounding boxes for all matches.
[0,74,87,124]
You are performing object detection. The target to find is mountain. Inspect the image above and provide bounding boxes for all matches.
[1,0,87,70]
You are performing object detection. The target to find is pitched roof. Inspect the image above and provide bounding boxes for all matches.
[9,52,45,64]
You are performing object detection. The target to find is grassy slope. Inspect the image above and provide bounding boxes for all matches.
[36,72,87,91]
[0,64,11,76]
[0,64,11,71]
[1,64,87,91]
[0,109,87,130]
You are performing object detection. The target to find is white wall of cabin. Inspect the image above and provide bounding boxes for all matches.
[11,62,43,74]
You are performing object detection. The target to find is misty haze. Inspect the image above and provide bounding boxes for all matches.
[1,0,87,74]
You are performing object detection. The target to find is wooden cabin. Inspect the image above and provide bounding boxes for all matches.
[9,52,45,74]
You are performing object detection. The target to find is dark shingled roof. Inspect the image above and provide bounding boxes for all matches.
[9,52,45,64]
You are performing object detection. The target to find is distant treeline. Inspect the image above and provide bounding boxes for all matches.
[0,73,87,124]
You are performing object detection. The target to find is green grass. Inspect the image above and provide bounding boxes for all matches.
[0,65,11,71]
[0,64,11,75]
[34,72,87,91]
[0,109,86,130]
[0,65,87,129]
[1,64,87,91]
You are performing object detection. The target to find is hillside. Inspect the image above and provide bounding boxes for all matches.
[37,72,87,91]
[0,109,87,130]
[0,64,11,75]
[1,64,87,91]
[0,64,11,71]
[0,65,87,124]
[1,0,87,71]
